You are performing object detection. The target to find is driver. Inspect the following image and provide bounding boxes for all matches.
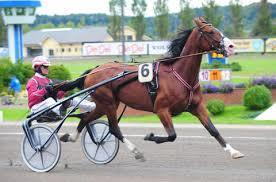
[26,56,96,119]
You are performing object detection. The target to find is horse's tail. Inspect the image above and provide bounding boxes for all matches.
[58,69,92,92]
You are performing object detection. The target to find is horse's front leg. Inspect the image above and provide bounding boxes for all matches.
[144,109,177,144]
[191,103,244,159]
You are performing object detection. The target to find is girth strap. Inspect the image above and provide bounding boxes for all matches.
[147,62,160,107]
[171,66,200,110]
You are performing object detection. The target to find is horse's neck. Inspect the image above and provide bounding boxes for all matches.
[172,41,202,85]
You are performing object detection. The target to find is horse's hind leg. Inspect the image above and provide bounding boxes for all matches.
[60,109,103,142]
[144,109,177,144]
[191,103,244,159]
[105,105,145,161]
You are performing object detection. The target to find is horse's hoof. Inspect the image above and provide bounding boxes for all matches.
[231,150,245,159]
[133,148,146,162]
[144,133,154,141]
[134,152,146,162]
[60,133,70,142]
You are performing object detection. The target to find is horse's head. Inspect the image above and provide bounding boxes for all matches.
[193,17,235,57]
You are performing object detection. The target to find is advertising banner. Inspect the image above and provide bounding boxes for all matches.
[147,41,170,55]
[266,38,276,52]
[232,39,264,52]
[83,42,147,56]
[83,38,269,56]
[207,52,227,64]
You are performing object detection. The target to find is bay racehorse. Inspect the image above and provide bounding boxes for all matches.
[59,17,244,160]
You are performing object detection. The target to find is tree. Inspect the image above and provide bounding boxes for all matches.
[131,0,147,40]
[76,17,85,28]
[252,0,272,37]
[23,25,31,33]
[35,23,55,30]
[0,14,7,46]
[225,0,244,37]
[65,21,75,28]
[202,0,222,27]
[178,0,194,29]
[154,0,169,40]
[107,0,123,41]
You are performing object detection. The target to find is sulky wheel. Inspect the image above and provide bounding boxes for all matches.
[81,120,119,164]
[21,124,61,172]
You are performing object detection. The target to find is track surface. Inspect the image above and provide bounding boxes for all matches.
[0,123,276,182]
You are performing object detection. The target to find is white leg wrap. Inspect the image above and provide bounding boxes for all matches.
[224,143,234,152]
[71,97,96,112]
[224,143,245,159]
[68,130,80,142]
[123,138,136,152]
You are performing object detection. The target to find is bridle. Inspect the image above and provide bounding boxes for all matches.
[198,23,226,56]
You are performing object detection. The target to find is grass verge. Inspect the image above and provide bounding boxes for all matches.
[1,105,275,125]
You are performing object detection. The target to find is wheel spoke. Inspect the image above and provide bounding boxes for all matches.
[91,125,99,142]
[85,142,95,145]
[27,151,38,161]
[44,150,56,157]
[99,125,108,143]
[93,144,100,159]
[37,128,42,145]
[40,151,45,169]
[104,140,116,143]
[100,145,110,157]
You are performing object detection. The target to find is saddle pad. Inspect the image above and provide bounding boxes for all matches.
[138,63,153,83]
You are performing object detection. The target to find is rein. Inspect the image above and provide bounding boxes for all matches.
[155,51,210,63]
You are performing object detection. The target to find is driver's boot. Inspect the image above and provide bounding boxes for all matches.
[59,100,71,117]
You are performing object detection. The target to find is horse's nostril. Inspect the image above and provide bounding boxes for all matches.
[229,45,234,48]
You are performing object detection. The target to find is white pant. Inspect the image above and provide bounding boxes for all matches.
[31,97,96,115]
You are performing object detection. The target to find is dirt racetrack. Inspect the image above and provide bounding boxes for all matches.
[0,123,276,182]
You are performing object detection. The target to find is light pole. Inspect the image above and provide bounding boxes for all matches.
[120,0,126,62]
[0,0,41,63]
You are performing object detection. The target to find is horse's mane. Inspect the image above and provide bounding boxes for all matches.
[167,28,193,58]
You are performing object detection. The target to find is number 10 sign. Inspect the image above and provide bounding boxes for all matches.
[199,69,231,81]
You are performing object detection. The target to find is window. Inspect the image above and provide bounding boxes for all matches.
[4,8,13,16]
[61,48,65,52]
[49,49,54,56]
[75,48,78,52]
[68,48,71,52]
[28,8,36,16]
[16,8,26,16]
[126,35,133,41]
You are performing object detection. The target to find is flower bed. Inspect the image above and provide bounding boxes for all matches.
[203,88,276,105]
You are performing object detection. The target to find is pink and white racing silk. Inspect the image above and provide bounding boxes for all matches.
[26,73,65,109]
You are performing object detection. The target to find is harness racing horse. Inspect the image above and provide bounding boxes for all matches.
[59,17,244,160]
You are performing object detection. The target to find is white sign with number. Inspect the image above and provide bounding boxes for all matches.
[138,63,153,83]
[199,69,231,81]
[199,69,211,81]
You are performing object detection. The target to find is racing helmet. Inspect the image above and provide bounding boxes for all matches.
[32,56,51,69]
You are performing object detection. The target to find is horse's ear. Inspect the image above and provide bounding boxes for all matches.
[199,16,206,22]
[193,18,202,27]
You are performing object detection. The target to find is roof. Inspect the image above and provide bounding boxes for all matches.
[0,0,41,7]
[24,27,110,45]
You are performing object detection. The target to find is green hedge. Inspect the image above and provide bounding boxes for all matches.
[206,99,225,115]
[243,85,272,110]
[201,61,242,72]
[48,65,71,81]
[0,58,71,93]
